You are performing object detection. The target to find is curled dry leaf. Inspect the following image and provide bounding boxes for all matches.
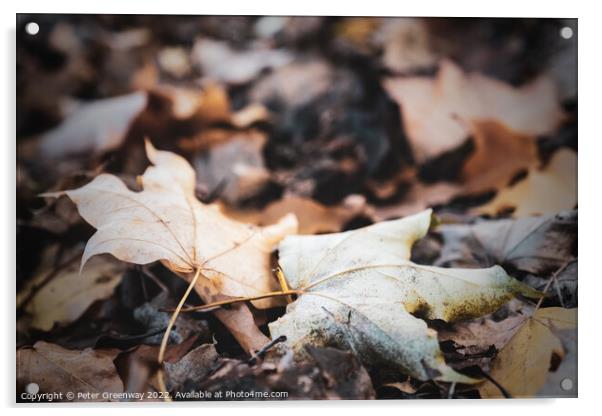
[269,209,540,382]
[478,307,577,398]
[17,341,123,401]
[45,140,297,351]
[39,91,147,159]
[478,149,577,217]
[383,60,564,162]
[438,313,529,359]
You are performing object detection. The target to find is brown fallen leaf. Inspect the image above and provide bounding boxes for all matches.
[197,347,375,400]
[439,313,528,353]
[46,140,297,352]
[383,59,564,163]
[460,119,539,194]
[155,83,269,129]
[119,335,200,398]
[372,181,462,221]
[477,149,577,217]
[221,194,367,234]
[164,344,219,392]
[17,341,123,401]
[438,313,529,372]
[365,120,540,219]
[479,307,577,398]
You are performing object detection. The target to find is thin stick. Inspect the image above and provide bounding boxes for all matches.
[247,335,287,366]
[169,289,302,313]
[535,261,570,312]
[156,267,202,401]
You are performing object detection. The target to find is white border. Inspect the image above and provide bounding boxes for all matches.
[2,1,598,415]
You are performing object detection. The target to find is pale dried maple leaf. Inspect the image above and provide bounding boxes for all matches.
[46,140,297,309]
[270,209,541,382]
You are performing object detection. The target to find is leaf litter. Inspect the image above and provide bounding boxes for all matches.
[16,15,577,401]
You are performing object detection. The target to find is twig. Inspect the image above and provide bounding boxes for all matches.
[534,261,571,312]
[479,370,512,398]
[247,335,287,366]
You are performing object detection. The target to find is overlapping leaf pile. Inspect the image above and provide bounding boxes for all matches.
[17,16,577,401]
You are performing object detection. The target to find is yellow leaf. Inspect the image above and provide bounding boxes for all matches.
[479,307,577,398]
[22,249,123,331]
[478,149,577,217]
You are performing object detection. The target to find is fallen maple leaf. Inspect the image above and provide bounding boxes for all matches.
[45,140,298,352]
[478,307,577,398]
[269,209,540,382]
[17,341,123,401]
[477,149,577,217]
[383,60,564,163]
[367,120,541,220]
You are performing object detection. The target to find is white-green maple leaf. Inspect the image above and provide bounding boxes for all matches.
[269,209,540,382]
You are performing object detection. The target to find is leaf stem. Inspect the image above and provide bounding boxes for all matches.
[156,267,202,401]
[170,289,303,313]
